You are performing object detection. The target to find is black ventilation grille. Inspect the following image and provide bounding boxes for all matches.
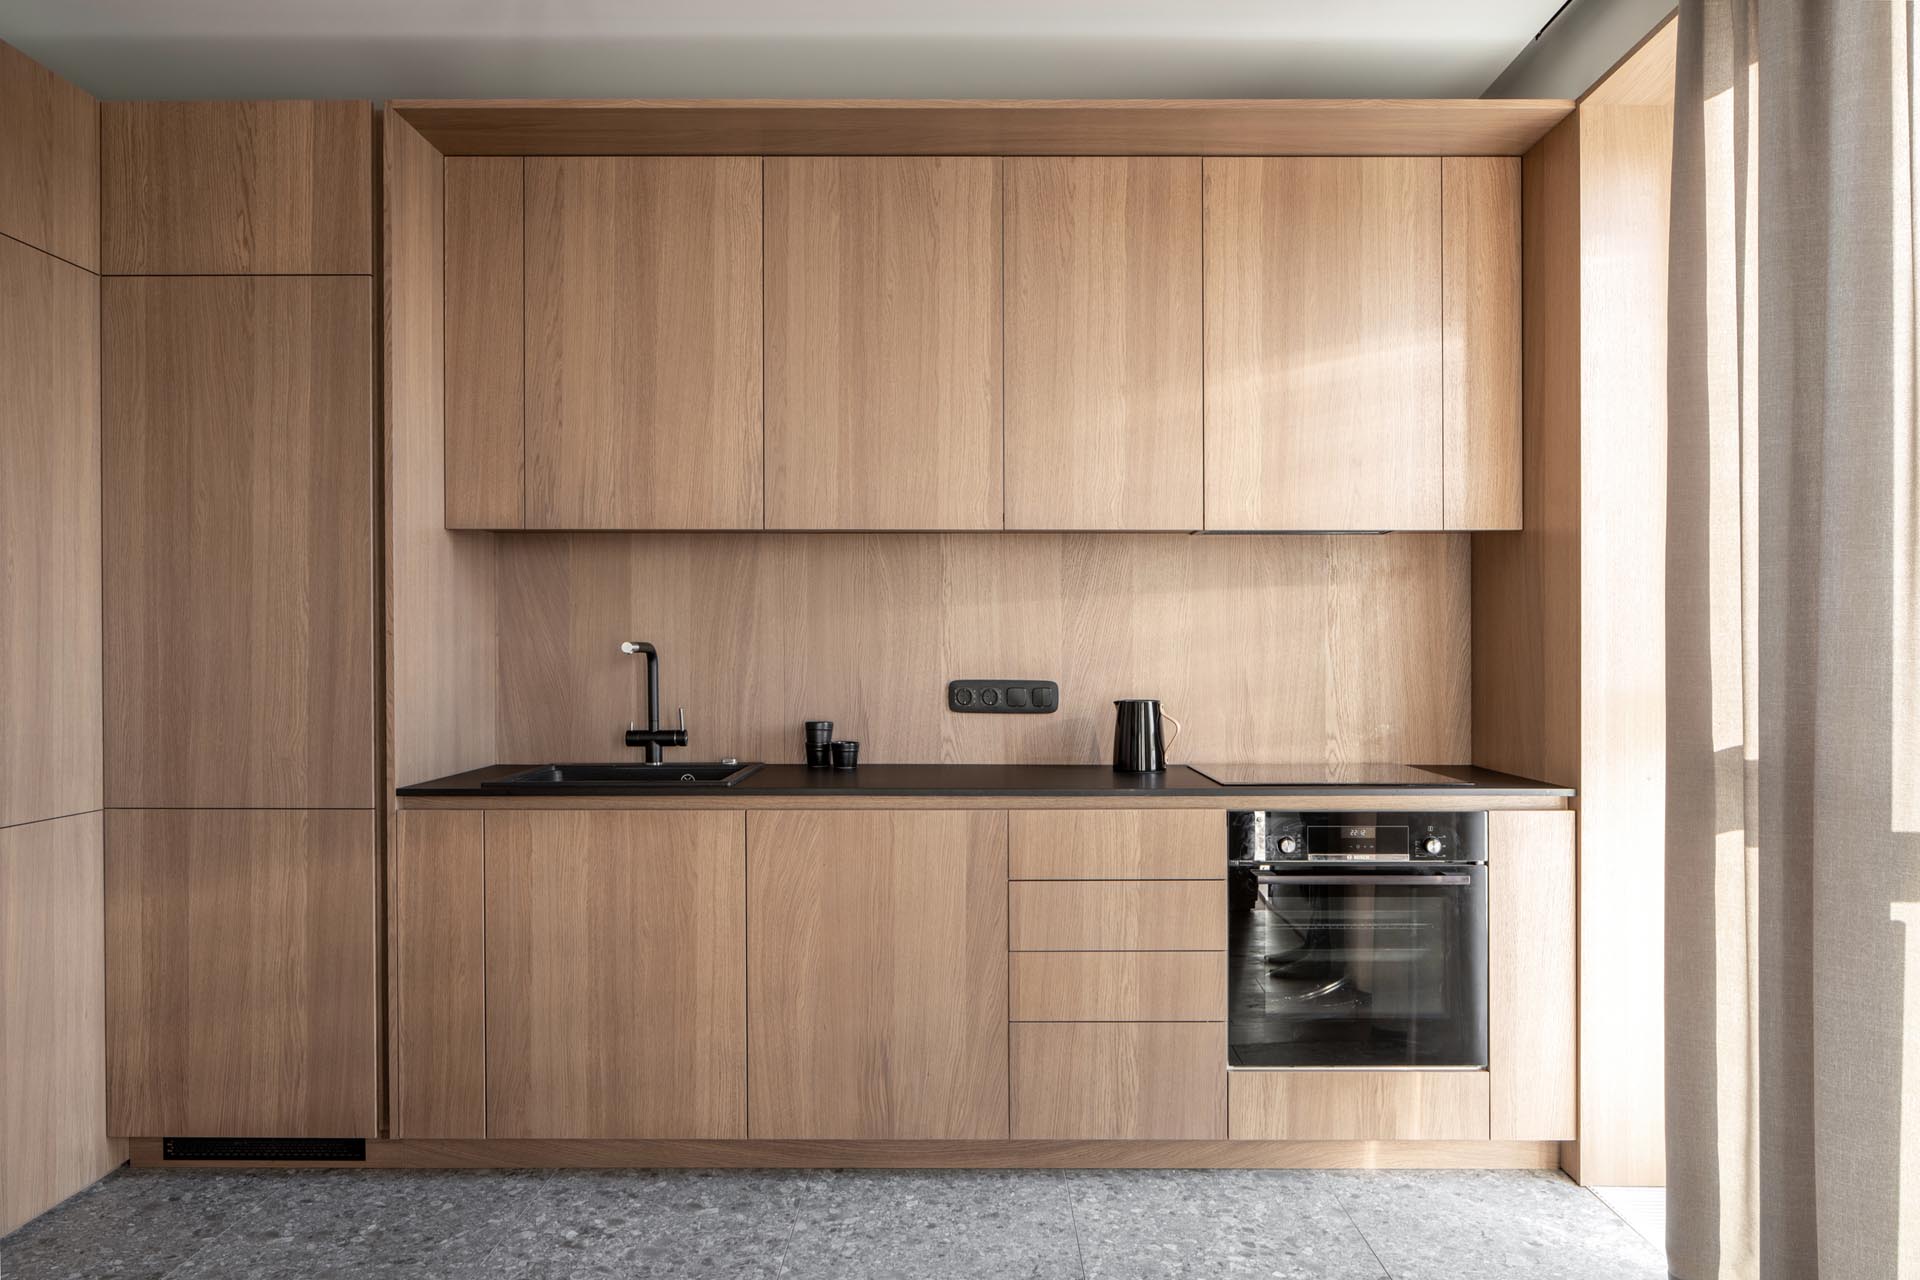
[163,1137,366,1162]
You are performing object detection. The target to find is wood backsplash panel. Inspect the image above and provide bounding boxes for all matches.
[490,533,1469,771]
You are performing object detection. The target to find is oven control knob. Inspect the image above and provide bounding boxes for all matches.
[1278,836,1299,855]
[1423,837,1445,855]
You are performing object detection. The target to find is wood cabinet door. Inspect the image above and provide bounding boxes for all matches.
[485,810,746,1138]
[1488,809,1576,1139]
[746,810,1009,1138]
[1012,1023,1225,1139]
[523,157,762,530]
[1003,158,1203,530]
[389,810,487,1139]
[1442,156,1522,530]
[764,157,1002,530]
[103,276,374,808]
[1203,157,1443,530]
[1228,1069,1490,1141]
[104,810,379,1137]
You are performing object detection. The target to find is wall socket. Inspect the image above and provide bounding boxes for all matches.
[947,679,1059,714]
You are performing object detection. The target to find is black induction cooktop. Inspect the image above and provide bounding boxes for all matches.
[1189,763,1474,788]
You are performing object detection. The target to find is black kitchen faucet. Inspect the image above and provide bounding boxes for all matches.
[620,641,689,762]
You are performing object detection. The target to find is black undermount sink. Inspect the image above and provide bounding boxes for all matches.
[484,762,764,789]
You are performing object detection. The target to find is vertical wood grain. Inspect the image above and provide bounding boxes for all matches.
[444,156,525,529]
[1,813,123,1234]
[746,810,1008,1139]
[1003,157,1202,530]
[0,41,98,271]
[1488,810,1576,1140]
[1012,1023,1225,1139]
[103,276,375,808]
[764,157,1002,529]
[0,237,100,828]
[1443,156,1523,530]
[524,157,762,529]
[391,810,487,1139]
[101,100,372,274]
[484,810,745,1139]
[1203,157,1443,530]
[104,809,379,1137]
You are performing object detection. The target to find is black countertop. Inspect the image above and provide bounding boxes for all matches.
[398,762,1572,799]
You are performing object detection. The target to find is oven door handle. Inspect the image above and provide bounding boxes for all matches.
[1255,873,1474,886]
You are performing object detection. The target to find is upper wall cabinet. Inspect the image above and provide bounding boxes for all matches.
[103,276,375,808]
[101,101,371,275]
[443,156,763,529]
[1203,156,1519,531]
[764,157,1003,530]
[1003,157,1204,531]
[0,41,98,271]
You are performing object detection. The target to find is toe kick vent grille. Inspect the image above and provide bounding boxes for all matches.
[163,1137,367,1162]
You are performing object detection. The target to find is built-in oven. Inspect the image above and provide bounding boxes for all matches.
[1227,811,1488,1070]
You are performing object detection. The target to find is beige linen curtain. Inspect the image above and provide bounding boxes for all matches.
[1667,1,1920,1278]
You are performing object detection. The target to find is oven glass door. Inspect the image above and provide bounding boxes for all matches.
[1229,864,1487,1069]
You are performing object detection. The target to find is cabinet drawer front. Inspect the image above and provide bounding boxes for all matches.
[1011,951,1224,1022]
[1010,880,1224,951]
[1228,1070,1490,1141]
[1010,809,1223,880]
[1013,1023,1225,1139]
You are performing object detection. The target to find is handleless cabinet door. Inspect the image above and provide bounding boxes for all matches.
[484,810,746,1139]
[764,157,1002,530]
[1003,157,1203,530]
[747,810,1009,1138]
[1203,157,1443,530]
[103,276,374,808]
[1442,156,1522,530]
[523,156,762,530]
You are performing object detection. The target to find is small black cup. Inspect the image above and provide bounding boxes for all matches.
[830,740,860,770]
[805,720,833,767]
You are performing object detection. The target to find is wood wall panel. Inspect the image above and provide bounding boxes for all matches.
[1003,157,1202,530]
[488,532,1469,776]
[0,237,100,828]
[1442,156,1522,530]
[485,810,745,1139]
[390,810,487,1139]
[1203,158,1443,530]
[387,111,499,792]
[104,809,379,1137]
[0,814,123,1235]
[0,41,98,270]
[764,157,1002,529]
[101,100,372,274]
[1488,810,1576,1140]
[103,276,375,808]
[444,156,525,529]
[1012,1023,1225,1139]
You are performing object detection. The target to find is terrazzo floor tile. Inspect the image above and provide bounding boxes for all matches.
[1065,1169,1387,1280]
[0,1169,271,1280]
[1330,1169,1668,1280]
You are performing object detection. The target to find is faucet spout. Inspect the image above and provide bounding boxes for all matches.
[620,641,688,762]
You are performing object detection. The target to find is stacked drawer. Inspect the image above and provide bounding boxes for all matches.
[1008,809,1227,1139]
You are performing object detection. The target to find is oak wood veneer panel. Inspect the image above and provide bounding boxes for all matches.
[764,157,1002,529]
[0,237,100,828]
[1010,951,1225,1022]
[1442,156,1522,530]
[525,157,762,529]
[1229,1070,1490,1141]
[1488,810,1576,1140]
[1203,157,1443,530]
[1003,157,1202,530]
[391,810,487,1139]
[485,810,745,1139]
[1011,881,1225,952]
[0,41,97,270]
[747,810,1008,1139]
[101,100,372,274]
[1010,809,1222,880]
[1012,1023,1225,1139]
[0,814,123,1235]
[105,809,379,1137]
[443,157,525,529]
[103,276,375,808]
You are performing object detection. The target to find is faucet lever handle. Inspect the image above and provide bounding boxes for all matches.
[677,707,687,731]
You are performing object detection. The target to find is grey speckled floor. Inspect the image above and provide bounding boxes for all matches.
[0,1167,1666,1280]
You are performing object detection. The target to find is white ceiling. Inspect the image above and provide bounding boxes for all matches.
[6,0,1569,102]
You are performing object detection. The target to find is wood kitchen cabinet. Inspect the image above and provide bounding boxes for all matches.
[389,810,487,1139]
[764,157,1003,529]
[746,810,1009,1138]
[1488,809,1576,1139]
[1003,157,1203,530]
[485,810,746,1138]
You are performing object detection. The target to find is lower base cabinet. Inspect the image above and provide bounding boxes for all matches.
[1012,1023,1225,1139]
[1227,1070,1491,1141]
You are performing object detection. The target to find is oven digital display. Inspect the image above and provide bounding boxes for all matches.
[1307,824,1409,858]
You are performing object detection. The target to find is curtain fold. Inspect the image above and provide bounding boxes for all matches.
[1667,2,1920,1278]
